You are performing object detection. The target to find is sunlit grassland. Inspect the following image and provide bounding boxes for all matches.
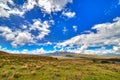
[0,52,120,80]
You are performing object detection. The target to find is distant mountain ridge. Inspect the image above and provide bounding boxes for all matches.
[41,51,75,56]
[0,50,120,57]
[103,53,120,57]
[42,51,120,57]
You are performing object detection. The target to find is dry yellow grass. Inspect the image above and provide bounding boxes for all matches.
[0,51,120,80]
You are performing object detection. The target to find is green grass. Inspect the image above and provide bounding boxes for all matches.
[0,52,120,80]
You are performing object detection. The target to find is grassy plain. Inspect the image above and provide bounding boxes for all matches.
[0,51,120,80]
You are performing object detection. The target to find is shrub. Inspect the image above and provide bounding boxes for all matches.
[101,60,110,64]
[10,66,16,69]
[21,65,28,70]
[0,63,4,68]
[36,66,42,70]
[31,71,36,75]
[1,71,9,78]
[13,73,22,78]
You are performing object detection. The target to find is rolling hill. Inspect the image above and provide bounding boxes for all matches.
[1,51,120,80]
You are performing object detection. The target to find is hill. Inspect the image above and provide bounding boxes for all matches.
[42,51,120,59]
[0,51,10,55]
[1,51,120,80]
[103,53,120,56]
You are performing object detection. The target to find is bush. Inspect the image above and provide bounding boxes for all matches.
[0,63,4,68]
[31,71,36,75]
[13,73,22,78]
[10,66,16,69]
[101,60,110,64]
[1,71,9,78]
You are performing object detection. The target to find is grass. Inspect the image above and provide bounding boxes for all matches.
[0,52,120,80]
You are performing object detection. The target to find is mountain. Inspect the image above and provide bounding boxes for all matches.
[103,53,120,57]
[41,51,75,56]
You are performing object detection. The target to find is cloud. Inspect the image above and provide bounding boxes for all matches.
[113,43,120,53]
[0,0,73,18]
[0,26,15,40]
[73,26,77,32]
[83,49,115,55]
[0,0,24,18]
[37,41,53,46]
[0,44,51,54]
[0,46,2,49]
[0,0,14,17]
[14,48,47,54]
[23,0,73,14]
[30,19,54,40]
[22,0,37,11]
[56,17,120,54]
[21,49,29,54]
[0,26,12,33]
[0,19,54,47]
[11,31,34,47]
[21,25,27,29]
[118,0,120,5]
[37,0,72,14]
[63,27,68,34]
[29,48,46,54]
[62,11,76,18]
[0,26,35,47]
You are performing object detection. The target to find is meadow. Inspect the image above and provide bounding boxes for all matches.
[0,51,120,80]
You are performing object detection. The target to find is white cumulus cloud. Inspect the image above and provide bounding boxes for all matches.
[38,0,72,14]
[73,26,77,32]
[0,19,54,47]
[56,17,120,54]
[62,11,76,18]
[0,26,15,40]
[30,19,54,40]
[0,26,34,47]
[0,0,24,17]
[11,31,34,47]
[0,0,73,18]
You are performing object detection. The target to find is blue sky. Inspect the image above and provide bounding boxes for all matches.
[0,0,120,54]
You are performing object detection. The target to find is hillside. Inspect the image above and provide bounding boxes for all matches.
[43,51,120,60]
[0,51,10,55]
[1,51,120,80]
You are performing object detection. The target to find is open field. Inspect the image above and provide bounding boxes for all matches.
[0,51,120,80]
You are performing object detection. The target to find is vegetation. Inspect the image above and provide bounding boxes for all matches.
[0,51,120,80]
